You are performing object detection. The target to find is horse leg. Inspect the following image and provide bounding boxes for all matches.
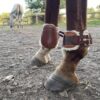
[18,20,21,28]
[9,15,14,28]
[31,0,60,66]
[19,16,23,28]
[45,0,92,92]
[20,19,23,28]
[16,16,20,28]
[17,18,19,28]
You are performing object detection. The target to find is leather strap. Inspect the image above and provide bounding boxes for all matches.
[59,31,92,47]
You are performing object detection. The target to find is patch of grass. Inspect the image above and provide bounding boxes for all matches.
[58,18,100,28]
[87,19,100,27]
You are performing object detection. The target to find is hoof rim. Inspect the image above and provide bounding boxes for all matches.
[31,58,46,67]
[44,74,78,92]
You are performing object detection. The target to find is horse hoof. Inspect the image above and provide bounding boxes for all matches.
[44,74,77,92]
[31,57,46,67]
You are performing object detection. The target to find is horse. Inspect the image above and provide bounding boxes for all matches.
[9,4,23,28]
[31,0,92,92]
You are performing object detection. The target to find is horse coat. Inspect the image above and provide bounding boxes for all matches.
[32,0,92,92]
[9,4,23,28]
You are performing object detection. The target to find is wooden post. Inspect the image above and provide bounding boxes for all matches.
[45,0,60,26]
[66,0,87,32]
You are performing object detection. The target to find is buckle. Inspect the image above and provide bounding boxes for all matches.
[79,32,92,47]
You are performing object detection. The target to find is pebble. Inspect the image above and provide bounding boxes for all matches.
[3,75,14,81]
[59,91,68,97]
[98,77,100,81]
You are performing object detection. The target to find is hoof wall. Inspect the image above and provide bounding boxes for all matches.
[44,75,77,92]
[31,58,46,67]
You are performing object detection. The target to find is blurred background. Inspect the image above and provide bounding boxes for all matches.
[0,0,100,26]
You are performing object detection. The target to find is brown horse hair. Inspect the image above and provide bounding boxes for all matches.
[45,0,60,26]
[55,0,88,83]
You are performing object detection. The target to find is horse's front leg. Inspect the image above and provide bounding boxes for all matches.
[17,19,20,28]
[31,24,58,66]
[31,0,60,66]
[16,16,21,28]
[44,0,92,92]
[19,18,23,28]
[45,35,90,92]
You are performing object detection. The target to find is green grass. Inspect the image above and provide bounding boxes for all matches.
[58,18,100,27]
[0,18,100,29]
[87,19,100,27]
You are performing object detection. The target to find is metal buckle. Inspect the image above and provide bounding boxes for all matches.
[79,34,92,47]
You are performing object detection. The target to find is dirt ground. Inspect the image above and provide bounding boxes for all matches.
[0,25,100,100]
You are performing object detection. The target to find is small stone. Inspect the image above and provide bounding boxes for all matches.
[39,82,42,85]
[98,77,100,81]
[20,91,25,94]
[39,98,44,100]
[59,91,68,97]
[3,75,14,82]
[9,64,15,68]
[8,89,11,94]
[13,81,18,86]
[33,89,37,93]
[3,98,7,100]
[32,66,38,69]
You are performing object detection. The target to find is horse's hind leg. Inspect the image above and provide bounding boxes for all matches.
[19,18,23,28]
[45,0,92,92]
[31,0,60,66]
[9,15,14,29]
[17,19,20,28]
